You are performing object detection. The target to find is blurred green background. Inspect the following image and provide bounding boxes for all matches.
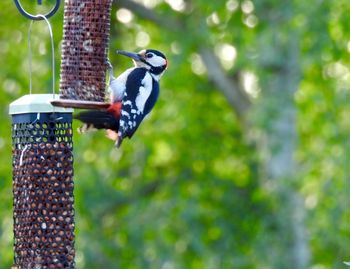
[1,0,350,268]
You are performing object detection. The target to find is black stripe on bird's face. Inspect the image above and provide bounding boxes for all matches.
[150,65,167,75]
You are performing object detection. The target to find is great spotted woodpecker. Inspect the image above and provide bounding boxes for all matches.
[75,49,168,147]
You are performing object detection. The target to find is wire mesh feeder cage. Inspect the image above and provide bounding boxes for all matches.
[10,103,75,269]
[9,11,75,268]
[57,0,113,108]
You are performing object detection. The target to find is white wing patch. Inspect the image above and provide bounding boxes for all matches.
[109,68,133,102]
[135,73,153,114]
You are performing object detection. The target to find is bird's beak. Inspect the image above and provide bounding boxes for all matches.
[116,50,142,61]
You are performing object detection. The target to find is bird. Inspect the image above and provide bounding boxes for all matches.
[74,49,168,148]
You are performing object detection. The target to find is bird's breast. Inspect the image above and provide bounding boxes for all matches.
[110,68,134,102]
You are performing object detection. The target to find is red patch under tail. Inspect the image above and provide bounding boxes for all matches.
[107,102,122,120]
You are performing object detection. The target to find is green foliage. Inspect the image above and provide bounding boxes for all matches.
[1,0,350,268]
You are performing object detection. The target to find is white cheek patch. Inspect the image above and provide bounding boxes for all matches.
[149,55,166,67]
[135,73,153,113]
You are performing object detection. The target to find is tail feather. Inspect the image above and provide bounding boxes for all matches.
[74,110,119,132]
[115,133,123,148]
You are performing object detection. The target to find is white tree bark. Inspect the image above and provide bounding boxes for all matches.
[258,32,310,269]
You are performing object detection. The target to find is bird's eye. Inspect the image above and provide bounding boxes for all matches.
[146,53,153,58]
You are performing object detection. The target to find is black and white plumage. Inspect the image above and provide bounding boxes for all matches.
[75,49,168,147]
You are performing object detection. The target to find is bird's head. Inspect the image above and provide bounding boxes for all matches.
[117,49,168,80]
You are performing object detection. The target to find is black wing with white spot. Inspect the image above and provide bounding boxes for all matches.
[117,68,159,146]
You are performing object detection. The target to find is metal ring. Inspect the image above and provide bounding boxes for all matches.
[14,0,60,21]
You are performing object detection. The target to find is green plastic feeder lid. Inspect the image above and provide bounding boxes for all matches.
[9,94,74,115]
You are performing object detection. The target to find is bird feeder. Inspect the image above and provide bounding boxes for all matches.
[10,5,75,268]
[53,0,113,109]
[10,100,75,269]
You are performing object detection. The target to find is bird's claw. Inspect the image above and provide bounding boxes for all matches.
[105,59,113,69]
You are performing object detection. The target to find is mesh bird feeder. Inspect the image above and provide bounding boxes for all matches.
[10,5,75,268]
[53,0,113,109]
[10,103,74,269]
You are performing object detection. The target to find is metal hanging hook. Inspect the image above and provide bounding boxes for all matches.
[28,14,56,98]
[14,0,60,21]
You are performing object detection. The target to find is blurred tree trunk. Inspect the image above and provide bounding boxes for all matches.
[255,9,310,268]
